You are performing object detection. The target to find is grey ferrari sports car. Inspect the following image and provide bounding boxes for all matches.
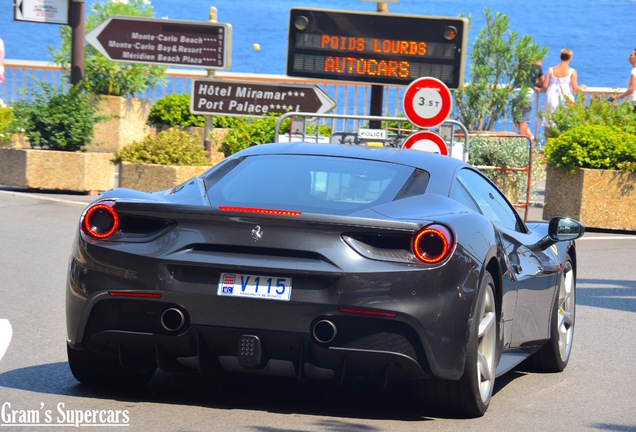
[66,142,583,417]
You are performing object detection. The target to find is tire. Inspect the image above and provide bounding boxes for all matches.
[530,255,575,372]
[416,272,498,418]
[67,344,155,387]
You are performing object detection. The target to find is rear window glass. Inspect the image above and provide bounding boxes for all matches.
[204,154,424,214]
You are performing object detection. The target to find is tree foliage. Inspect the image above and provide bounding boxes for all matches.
[453,9,547,131]
[49,0,166,96]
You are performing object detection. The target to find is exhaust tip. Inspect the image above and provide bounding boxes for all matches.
[312,320,337,344]
[160,308,186,332]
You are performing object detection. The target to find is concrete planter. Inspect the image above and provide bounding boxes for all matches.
[118,161,213,193]
[87,96,151,153]
[543,166,636,231]
[0,148,114,193]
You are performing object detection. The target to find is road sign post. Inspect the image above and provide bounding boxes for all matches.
[403,77,452,129]
[401,77,452,155]
[190,79,335,117]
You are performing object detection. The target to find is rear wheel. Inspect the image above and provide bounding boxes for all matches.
[417,272,498,417]
[67,344,155,386]
[531,255,575,371]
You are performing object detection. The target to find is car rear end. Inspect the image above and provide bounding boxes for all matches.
[66,149,479,385]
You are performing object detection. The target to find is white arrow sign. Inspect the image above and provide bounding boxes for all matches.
[14,0,69,24]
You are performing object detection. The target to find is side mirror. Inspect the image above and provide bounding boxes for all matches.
[537,217,585,250]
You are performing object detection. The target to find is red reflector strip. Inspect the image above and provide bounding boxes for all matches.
[339,308,396,318]
[108,291,162,299]
[218,206,301,216]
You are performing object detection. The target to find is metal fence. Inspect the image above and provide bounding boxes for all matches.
[2,59,623,137]
[1,59,408,118]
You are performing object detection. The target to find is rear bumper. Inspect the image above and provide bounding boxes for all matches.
[66,288,474,382]
[70,317,429,385]
[66,239,479,381]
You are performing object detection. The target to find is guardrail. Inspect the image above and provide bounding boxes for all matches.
[2,59,624,133]
[1,59,407,119]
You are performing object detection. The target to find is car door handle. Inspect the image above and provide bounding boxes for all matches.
[512,264,523,274]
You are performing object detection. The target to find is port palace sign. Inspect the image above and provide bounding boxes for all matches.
[190,79,335,117]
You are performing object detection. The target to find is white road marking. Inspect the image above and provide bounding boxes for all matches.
[0,319,12,362]
[0,189,91,206]
[578,236,636,241]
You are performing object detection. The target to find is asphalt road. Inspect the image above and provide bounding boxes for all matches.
[0,188,635,431]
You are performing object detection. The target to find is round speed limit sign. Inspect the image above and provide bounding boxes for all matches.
[403,77,452,129]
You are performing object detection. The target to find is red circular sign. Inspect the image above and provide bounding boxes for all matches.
[402,131,448,155]
[403,77,452,129]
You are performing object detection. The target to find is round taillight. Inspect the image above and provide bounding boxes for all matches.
[412,224,454,264]
[82,201,119,239]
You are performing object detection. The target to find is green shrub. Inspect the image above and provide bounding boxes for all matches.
[9,83,104,151]
[217,115,331,157]
[542,96,636,138]
[147,94,204,128]
[543,124,636,172]
[112,127,211,166]
[468,136,545,201]
[217,116,280,157]
[212,115,246,129]
[0,107,13,147]
[146,93,243,129]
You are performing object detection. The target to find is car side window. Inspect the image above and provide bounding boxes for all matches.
[451,180,480,213]
[456,168,524,232]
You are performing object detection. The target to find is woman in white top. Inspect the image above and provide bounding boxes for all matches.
[609,49,636,111]
[541,48,586,119]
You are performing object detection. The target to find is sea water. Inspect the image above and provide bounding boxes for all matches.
[2,0,635,86]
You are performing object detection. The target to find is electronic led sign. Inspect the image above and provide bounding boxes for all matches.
[286,8,468,88]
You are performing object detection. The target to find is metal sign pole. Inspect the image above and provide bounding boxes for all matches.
[203,7,218,157]
[70,0,85,87]
[368,2,388,129]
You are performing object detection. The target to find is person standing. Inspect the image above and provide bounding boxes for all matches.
[515,60,544,141]
[541,48,586,119]
[609,49,636,111]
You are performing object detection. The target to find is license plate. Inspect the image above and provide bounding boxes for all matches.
[218,273,292,301]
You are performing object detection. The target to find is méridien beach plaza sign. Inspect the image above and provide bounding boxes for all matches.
[286,8,468,88]
[86,17,231,69]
